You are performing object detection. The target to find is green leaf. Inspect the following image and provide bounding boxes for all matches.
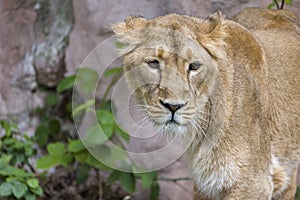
[104,146,127,163]
[66,102,72,113]
[12,168,33,178]
[56,75,76,93]
[10,122,18,131]
[3,138,17,146]
[104,67,123,77]
[0,165,14,176]
[91,145,111,161]
[0,120,11,137]
[77,68,99,93]
[119,172,136,193]
[12,180,28,199]
[76,164,90,184]
[285,0,292,5]
[295,186,300,199]
[57,154,73,166]
[107,170,121,183]
[96,109,115,125]
[268,2,275,8]
[14,140,25,149]
[68,140,86,153]
[3,138,15,145]
[84,154,111,170]
[26,179,39,189]
[30,186,43,196]
[15,153,25,164]
[25,145,33,156]
[115,125,130,141]
[139,171,158,188]
[115,41,125,49]
[25,192,36,200]
[84,125,112,147]
[34,124,49,146]
[47,142,65,157]
[101,124,113,138]
[45,93,59,106]
[0,182,12,196]
[72,99,95,117]
[36,156,57,169]
[48,119,61,135]
[74,150,89,163]
[0,154,13,164]
[0,160,5,170]
[150,181,160,200]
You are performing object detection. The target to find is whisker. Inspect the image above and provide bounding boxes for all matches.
[117,105,147,116]
[192,119,214,150]
[132,115,149,125]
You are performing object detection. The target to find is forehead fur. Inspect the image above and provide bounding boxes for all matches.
[112,12,228,59]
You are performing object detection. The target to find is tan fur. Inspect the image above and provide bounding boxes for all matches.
[112,8,300,200]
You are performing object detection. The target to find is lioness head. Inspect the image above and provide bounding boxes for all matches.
[112,13,227,137]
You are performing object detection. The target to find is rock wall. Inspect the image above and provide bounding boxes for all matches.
[1,0,299,117]
[0,0,73,117]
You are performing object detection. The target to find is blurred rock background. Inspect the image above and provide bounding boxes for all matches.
[0,0,299,199]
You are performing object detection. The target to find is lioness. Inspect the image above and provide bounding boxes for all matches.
[112,8,300,200]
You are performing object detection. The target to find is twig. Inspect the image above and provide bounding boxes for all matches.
[156,177,192,196]
[28,163,36,174]
[157,177,192,182]
[98,170,103,200]
[100,74,120,107]
[173,181,193,196]
[274,0,280,9]
[280,0,285,9]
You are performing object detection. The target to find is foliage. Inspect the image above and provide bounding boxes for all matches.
[0,121,43,200]
[34,65,160,199]
[295,187,300,200]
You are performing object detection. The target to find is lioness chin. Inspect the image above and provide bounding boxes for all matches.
[112,7,300,200]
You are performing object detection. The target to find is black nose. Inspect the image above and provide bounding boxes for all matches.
[159,100,186,113]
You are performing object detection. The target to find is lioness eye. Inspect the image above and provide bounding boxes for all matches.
[146,60,160,69]
[189,62,202,71]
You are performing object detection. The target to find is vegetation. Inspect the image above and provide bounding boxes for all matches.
[0,121,43,200]
[268,0,293,9]
[0,65,162,199]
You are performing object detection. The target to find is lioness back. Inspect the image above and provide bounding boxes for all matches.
[113,7,300,200]
[234,8,300,199]
[232,7,300,31]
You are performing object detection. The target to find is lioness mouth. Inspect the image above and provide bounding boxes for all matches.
[166,119,180,125]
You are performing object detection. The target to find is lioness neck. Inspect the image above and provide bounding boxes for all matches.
[189,20,272,198]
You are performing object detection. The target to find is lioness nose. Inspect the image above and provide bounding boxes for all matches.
[159,100,186,113]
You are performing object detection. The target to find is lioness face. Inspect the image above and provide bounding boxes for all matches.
[123,31,219,135]
[113,14,225,135]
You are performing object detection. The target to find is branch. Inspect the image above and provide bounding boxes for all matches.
[100,74,120,107]
[97,170,103,200]
[274,0,280,9]
[157,177,193,195]
[280,0,285,9]
[156,177,192,182]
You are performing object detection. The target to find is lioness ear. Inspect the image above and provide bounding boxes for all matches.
[112,16,148,34]
[111,16,148,54]
[198,11,228,59]
[125,16,148,29]
[204,11,225,34]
